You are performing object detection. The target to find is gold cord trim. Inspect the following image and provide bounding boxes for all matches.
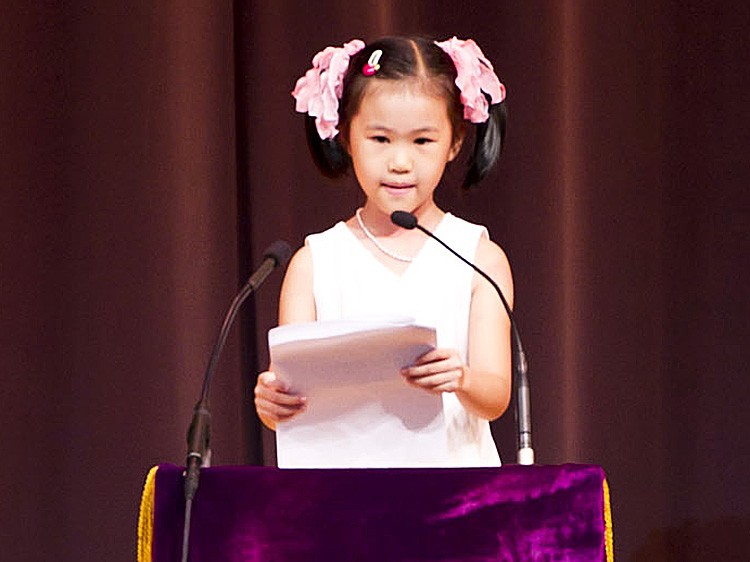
[137,465,159,562]
[603,478,614,561]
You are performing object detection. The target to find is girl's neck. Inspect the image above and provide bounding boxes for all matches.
[359,202,444,235]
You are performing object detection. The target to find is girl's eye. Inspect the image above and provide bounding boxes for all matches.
[415,137,436,145]
[370,136,389,143]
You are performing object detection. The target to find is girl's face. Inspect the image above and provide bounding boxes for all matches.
[346,80,463,220]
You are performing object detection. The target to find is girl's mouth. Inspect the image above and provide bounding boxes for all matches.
[382,183,415,191]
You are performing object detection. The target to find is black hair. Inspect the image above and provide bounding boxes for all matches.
[463,101,506,188]
[302,36,506,189]
[304,115,351,179]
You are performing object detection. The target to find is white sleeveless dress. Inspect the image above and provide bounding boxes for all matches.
[305,213,501,467]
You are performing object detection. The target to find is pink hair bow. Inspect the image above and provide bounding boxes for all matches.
[435,37,506,123]
[292,39,366,140]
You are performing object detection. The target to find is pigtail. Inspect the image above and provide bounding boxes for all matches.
[463,100,506,189]
[304,116,350,179]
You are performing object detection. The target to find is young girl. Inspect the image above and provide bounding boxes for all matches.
[254,35,513,466]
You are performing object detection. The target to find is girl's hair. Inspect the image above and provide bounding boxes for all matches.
[304,36,506,189]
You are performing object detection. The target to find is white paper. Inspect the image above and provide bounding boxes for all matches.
[269,317,450,468]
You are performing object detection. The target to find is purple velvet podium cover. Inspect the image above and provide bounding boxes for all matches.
[138,463,613,561]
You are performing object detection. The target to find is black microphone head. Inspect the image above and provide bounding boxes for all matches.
[391,210,418,230]
[263,240,293,267]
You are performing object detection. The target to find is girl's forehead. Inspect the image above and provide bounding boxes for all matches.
[353,81,454,133]
[359,78,448,107]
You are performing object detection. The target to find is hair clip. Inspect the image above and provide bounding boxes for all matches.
[362,49,383,76]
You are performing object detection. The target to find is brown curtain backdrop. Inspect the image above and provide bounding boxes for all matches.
[2,1,748,561]
[1,2,246,561]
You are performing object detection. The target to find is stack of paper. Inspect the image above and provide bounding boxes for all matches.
[269,317,449,468]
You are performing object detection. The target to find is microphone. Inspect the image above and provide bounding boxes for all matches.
[181,240,291,562]
[391,211,534,465]
[184,240,292,500]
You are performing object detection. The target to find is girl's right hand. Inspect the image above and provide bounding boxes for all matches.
[254,371,307,429]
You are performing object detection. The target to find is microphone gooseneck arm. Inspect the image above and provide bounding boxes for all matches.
[181,240,292,562]
[390,211,534,465]
[184,240,292,501]
[183,258,273,499]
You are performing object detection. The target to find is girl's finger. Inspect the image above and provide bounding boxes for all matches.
[256,401,306,422]
[255,385,307,407]
[258,371,290,392]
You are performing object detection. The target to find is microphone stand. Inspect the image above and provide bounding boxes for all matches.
[391,211,534,465]
[181,241,291,562]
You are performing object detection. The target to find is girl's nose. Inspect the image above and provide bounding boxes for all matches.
[388,149,412,173]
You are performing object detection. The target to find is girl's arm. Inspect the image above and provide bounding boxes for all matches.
[254,246,316,430]
[277,246,317,325]
[458,236,513,419]
[401,236,513,421]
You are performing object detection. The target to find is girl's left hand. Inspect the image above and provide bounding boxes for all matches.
[401,348,466,394]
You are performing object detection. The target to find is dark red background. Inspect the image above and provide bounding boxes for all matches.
[2,2,748,560]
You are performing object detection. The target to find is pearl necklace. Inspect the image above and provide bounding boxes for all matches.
[355,208,414,263]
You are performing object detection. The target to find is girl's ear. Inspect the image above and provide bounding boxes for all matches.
[447,130,465,162]
[338,130,351,155]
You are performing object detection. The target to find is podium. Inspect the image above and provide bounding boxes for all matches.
[138,463,613,561]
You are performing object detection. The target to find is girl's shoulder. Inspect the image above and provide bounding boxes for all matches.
[303,220,357,271]
[304,220,351,246]
[285,243,313,278]
[438,213,488,246]
[443,213,513,295]
[442,212,484,230]
[473,233,513,303]
[475,235,511,276]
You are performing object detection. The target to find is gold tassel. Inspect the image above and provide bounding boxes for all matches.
[603,478,615,561]
[137,466,159,562]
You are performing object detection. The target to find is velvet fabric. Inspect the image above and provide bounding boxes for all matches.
[147,463,609,561]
